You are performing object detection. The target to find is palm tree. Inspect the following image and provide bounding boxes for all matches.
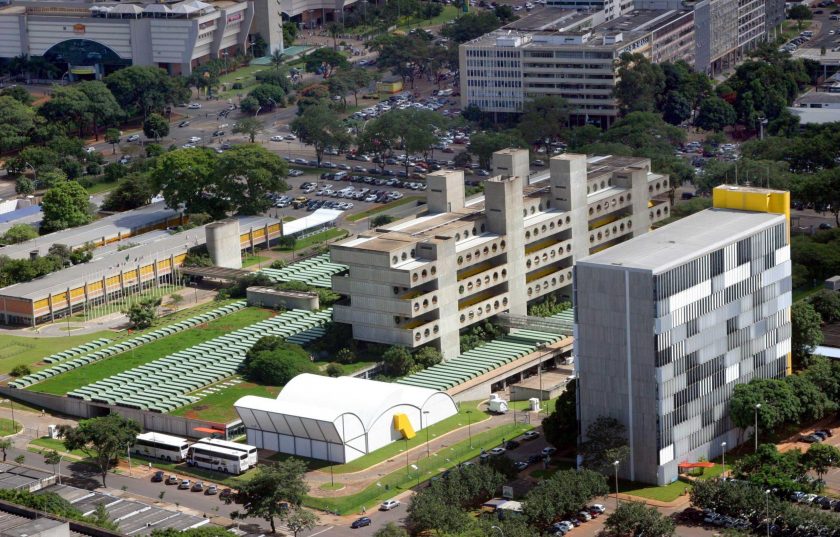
[271,49,285,70]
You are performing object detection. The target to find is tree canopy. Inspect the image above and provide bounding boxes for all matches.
[59,414,141,486]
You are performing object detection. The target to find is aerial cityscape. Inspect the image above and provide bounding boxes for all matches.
[0,0,838,535]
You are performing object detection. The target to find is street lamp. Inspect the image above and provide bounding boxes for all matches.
[765,489,771,537]
[490,526,505,537]
[754,403,762,452]
[613,460,620,504]
[465,409,473,448]
[57,454,65,485]
[423,410,431,458]
[721,441,727,475]
[126,443,132,477]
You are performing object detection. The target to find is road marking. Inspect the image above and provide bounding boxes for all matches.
[308,525,334,536]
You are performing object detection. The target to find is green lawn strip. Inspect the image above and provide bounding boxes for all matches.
[0,332,108,375]
[346,196,423,222]
[304,422,533,515]
[0,418,21,436]
[330,402,492,474]
[28,308,273,395]
[168,381,282,424]
[274,228,348,252]
[86,180,120,195]
[694,463,729,480]
[219,64,268,84]
[396,5,459,29]
[29,437,87,458]
[507,397,557,414]
[68,284,187,321]
[619,478,689,502]
[241,255,270,268]
[793,284,823,302]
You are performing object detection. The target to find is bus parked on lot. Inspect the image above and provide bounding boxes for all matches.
[134,432,190,462]
[188,443,251,475]
[196,438,258,467]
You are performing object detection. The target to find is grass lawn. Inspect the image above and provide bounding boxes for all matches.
[0,418,21,436]
[241,255,270,268]
[793,284,822,302]
[274,228,348,252]
[169,381,282,424]
[305,422,533,515]
[29,308,273,396]
[68,285,186,322]
[86,180,120,195]
[508,397,558,414]
[346,196,423,222]
[620,478,690,502]
[282,216,297,222]
[29,437,87,458]
[0,332,110,376]
[397,5,459,29]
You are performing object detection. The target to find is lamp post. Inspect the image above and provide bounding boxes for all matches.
[465,410,473,448]
[765,489,771,537]
[423,410,430,458]
[126,443,132,477]
[404,438,409,475]
[57,454,65,485]
[721,441,727,475]
[613,460,620,504]
[490,526,505,537]
[754,403,762,452]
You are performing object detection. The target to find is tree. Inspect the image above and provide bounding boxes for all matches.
[336,348,356,364]
[467,131,527,170]
[730,378,801,433]
[1,86,33,105]
[543,378,577,448]
[522,468,608,527]
[9,365,31,377]
[662,91,692,125]
[695,96,737,132]
[1,224,38,245]
[0,439,11,462]
[789,4,812,30]
[241,345,317,385]
[102,173,155,212]
[239,96,260,116]
[304,48,349,78]
[371,214,395,227]
[143,113,169,141]
[39,168,67,189]
[41,181,92,234]
[414,347,442,369]
[0,95,37,152]
[327,22,343,50]
[792,300,823,365]
[152,148,222,218]
[233,117,263,143]
[330,67,372,107]
[291,105,352,166]
[603,501,676,537]
[248,84,286,110]
[105,128,121,154]
[285,508,318,537]
[784,374,835,422]
[517,96,569,150]
[579,416,631,474]
[124,297,161,329]
[77,80,123,140]
[614,53,665,114]
[38,86,92,137]
[809,289,840,323]
[440,11,503,43]
[104,66,189,119]
[382,346,415,376]
[270,49,286,71]
[59,414,141,486]
[488,455,519,480]
[43,450,62,479]
[805,442,840,484]
[373,523,409,537]
[15,177,34,196]
[215,144,288,215]
[228,459,309,533]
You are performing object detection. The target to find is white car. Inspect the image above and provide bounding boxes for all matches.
[542,447,557,456]
[489,447,505,456]
[522,431,540,440]
[182,143,196,149]
[270,135,284,142]
[379,500,400,511]
[85,146,97,154]
[188,136,201,143]
[285,134,297,140]
[188,103,202,109]
[590,504,606,514]
[127,134,140,142]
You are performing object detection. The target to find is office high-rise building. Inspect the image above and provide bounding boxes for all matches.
[575,186,791,485]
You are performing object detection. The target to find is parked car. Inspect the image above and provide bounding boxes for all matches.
[270,135,284,141]
[178,479,191,489]
[514,461,529,471]
[489,447,506,456]
[188,136,201,143]
[191,481,204,492]
[151,471,165,482]
[504,440,520,450]
[178,120,191,127]
[522,431,540,440]
[219,488,233,501]
[590,504,606,514]
[127,134,140,142]
[166,475,179,485]
[188,103,202,109]
[351,517,372,528]
[205,485,218,495]
[380,499,401,511]
[802,434,823,443]
[542,447,557,456]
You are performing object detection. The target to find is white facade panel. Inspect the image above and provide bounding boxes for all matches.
[0,16,23,58]
[150,19,194,64]
[659,444,674,465]
[723,262,750,287]
[27,19,132,58]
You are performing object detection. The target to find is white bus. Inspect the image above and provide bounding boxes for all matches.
[133,432,190,462]
[196,438,258,467]
[188,443,252,475]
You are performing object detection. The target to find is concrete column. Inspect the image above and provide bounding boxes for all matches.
[431,239,460,360]
[492,148,530,181]
[610,161,654,237]
[206,220,243,269]
[550,154,590,261]
[426,170,465,214]
[484,175,526,315]
[48,293,54,322]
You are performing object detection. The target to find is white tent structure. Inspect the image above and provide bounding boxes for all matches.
[234,374,458,463]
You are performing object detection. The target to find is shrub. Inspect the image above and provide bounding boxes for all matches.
[9,365,31,377]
